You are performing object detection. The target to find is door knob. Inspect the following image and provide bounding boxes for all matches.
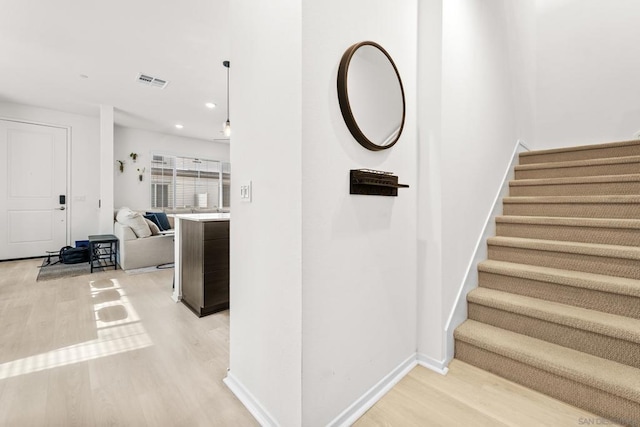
[58,207,66,210]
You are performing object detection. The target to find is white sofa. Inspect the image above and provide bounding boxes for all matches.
[113,210,175,270]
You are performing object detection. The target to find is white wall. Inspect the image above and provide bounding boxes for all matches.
[227,0,303,426]
[416,0,446,368]
[414,0,536,364]
[0,101,101,244]
[301,1,418,425]
[99,105,114,234]
[535,0,640,148]
[440,0,536,326]
[506,1,537,143]
[228,0,418,424]
[113,126,229,210]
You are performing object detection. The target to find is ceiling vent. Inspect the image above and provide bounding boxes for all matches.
[136,73,169,89]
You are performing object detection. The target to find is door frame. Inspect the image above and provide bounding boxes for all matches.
[1,116,72,250]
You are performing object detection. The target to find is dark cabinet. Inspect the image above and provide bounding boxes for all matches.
[181,220,229,316]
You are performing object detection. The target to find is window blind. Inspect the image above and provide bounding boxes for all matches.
[150,154,230,210]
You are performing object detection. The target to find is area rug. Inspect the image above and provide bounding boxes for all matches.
[36,257,98,282]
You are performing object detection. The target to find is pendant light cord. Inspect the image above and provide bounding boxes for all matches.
[224,60,230,123]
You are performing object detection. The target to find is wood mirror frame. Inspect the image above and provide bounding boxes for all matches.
[337,41,406,151]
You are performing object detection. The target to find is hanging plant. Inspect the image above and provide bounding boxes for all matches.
[117,160,125,173]
[137,167,146,181]
[130,152,138,162]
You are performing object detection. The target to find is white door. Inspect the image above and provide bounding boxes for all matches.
[0,120,68,260]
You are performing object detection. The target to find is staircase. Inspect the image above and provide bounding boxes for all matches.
[454,139,640,425]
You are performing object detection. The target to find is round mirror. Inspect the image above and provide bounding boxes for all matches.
[337,41,406,151]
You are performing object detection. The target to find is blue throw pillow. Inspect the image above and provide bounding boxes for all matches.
[147,212,171,231]
[144,214,164,231]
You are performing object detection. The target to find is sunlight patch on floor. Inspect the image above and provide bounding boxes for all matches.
[0,278,152,380]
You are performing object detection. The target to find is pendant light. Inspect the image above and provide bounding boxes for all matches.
[223,60,231,137]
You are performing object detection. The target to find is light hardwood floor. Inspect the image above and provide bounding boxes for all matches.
[0,258,257,427]
[1,259,619,426]
[355,361,618,426]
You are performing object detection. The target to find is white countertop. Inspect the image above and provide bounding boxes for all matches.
[174,213,231,222]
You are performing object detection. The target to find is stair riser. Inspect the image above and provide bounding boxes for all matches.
[454,341,640,424]
[478,271,640,319]
[495,223,640,247]
[488,245,640,280]
[503,202,640,219]
[515,162,640,180]
[468,303,640,369]
[519,144,640,165]
[510,181,640,197]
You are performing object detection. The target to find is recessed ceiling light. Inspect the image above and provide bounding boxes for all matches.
[175,124,184,129]
[205,102,216,109]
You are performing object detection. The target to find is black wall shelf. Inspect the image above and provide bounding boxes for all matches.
[350,169,409,196]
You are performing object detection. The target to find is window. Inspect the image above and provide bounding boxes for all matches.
[150,154,230,210]
[151,183,169,208]
[221,161,231,209]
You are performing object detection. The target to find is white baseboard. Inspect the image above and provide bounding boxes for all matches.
[327,354,417,427]
[223,371,279,427]
[417,353,449,375]
[226,354,427,427]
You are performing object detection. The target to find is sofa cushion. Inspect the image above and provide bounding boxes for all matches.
[116,207,134,222]
[116,207,152,238]
[144,214,163,230]
[147,211,171,231]
[144,218,161,235]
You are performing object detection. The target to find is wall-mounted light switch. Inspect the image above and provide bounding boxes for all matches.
[240,181,252,202]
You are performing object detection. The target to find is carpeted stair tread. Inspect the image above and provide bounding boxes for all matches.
[504,194,640,204]
[519,139,640,165]
[467,287,640,345]
[496,215,640,230]
[487,236,640,261]
[510,173,640,187]
[502,195,640,219]
[495,216,640,246]
[478,260,640,298]
[509,174,640,197]
[454,320,640,404]
[515,155,640,180]
[478,260,640,319]
[515,154,640,173]
[520,139,640,158]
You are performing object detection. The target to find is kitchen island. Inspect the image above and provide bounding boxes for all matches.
[171,213,230,316]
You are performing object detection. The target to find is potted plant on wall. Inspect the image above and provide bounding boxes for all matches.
[137,167,145,181]
[117,160,125,173]
[130,152,138,162]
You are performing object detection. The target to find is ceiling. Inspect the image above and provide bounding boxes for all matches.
[0,0,230,142]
